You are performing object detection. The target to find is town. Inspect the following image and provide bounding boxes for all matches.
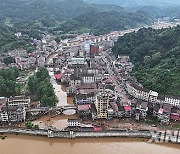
[0,21,180,133]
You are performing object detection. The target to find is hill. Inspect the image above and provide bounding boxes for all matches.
[113,26,180,96]
[58,11,153,35]
[0,0,153,34]
[0,25,35,53]
[84,0,180,7]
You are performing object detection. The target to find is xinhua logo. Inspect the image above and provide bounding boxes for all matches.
[148,130,180,143]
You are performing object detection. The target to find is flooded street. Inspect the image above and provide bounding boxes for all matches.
[0,135,180,154]
[46,53,74,107]
[48,68,68,106]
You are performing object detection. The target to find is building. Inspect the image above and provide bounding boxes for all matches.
[164,95,180,107]
[135,100,148,120]
[8,96,31,109]
[90,44,99,57]
[94,90,110,119]
[0,97,7,110]
[77,104,91,117]
[70,74,82,87]
[37,56,45,67]
[0,106,26,123]
[157,103,172,125]
[80,73,96,83]
[67,119,81,127]
[125,81,158,103]
[75,93,95,104]
[170,107,180,121]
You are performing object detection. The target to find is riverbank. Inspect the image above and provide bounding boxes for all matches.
[0,127,179,144]
[0,134,180,154]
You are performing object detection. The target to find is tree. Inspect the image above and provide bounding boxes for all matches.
[55,37,61,43]
[3,57,15,65]
[25,121,34,129]
[28,76,38,94]
[143,56,151,64]
[34,124,39,129]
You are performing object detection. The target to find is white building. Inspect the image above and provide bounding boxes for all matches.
[95,90,111,119]
[165,96,180,107]
[67,119,81,127]
[8,96,31,109]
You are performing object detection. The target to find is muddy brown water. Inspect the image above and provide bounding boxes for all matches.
[0,135,179,154]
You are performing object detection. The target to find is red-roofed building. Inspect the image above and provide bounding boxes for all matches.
[55,74,63,80]
[124,106,132,117]
[77,104,91,117]
[93,127,102,131]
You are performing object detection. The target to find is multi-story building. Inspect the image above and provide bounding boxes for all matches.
[80,73,96,83]
[67,119,81,127]
[77,104,91,117]
[70,74,82,87]
[0,97,7,110]
[0,106,26,123]
[164,95,180,107]
[125,81,158,103]
[37,56,45,67]
[135,100,148,120]
[157,103,172,125]
[95,90,110,119]
[8,96,31,109]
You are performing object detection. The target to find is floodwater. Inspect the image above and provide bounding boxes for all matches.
[46,54,74,107]
[48,68,68,106]
[0,135,179,154]
[32,114,79,130]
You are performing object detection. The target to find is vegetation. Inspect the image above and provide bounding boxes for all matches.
[0,25,35,53]
[59,11,152,35]
[0,67,21,97]
[0,0,153,36]
[25,121,39,129]
[113,26,180,96]
[172,124,180,129]
[28,67,58,107]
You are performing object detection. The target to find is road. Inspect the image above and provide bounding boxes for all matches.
[101,49,131,104]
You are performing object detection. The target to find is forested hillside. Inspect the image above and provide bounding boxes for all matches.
[0,26,35,53]
[84,0,180,7]
[113,26,180,96]
[58,11,152,35]
[0,0,153,36]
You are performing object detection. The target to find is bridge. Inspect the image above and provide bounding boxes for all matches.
[26,105,77,116]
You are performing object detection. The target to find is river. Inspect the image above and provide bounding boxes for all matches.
[0,135,179,154]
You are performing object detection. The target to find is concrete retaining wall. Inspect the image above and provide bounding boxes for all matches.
[0,127,179,143]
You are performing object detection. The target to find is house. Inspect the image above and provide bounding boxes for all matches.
[77,104,91,117]
[0,106,26,123]
[115,102,125,118]
[67,86,77,96]
[157,103,172,125]
[0,97,7,110]
[8,96,31,109]
[77,82,98,90]
[70,74,82,87]
[94,90,112,119]
[135,100,148,120]
[165,95,180,107]
[124,106,132,117]
[80,73,96,83]
[67,119,81,127]
[125,81,158,103]
[37,56,45,67]
[75,93,95,104]
[170,107,180,121]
